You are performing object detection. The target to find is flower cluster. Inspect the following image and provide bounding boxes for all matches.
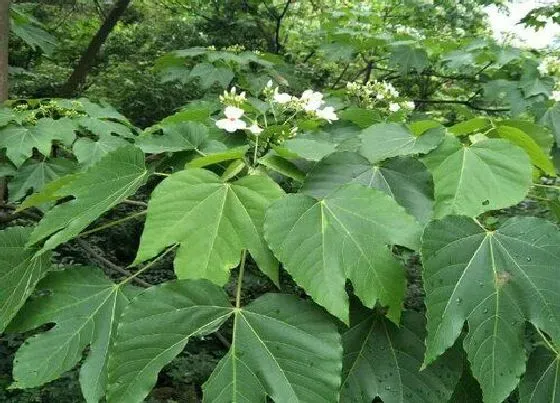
[269,84,339,123]
[346,80,415,113]
[538,55,560,77]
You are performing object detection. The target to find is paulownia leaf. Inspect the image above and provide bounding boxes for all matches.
[258,152,305,182]
[0,227,51,333]
[431,139,532,218]
[186,145,249,168]
[72,136,130,167]
[17,174,78,211]
[360,124,444,163]
[519,347,560,403]
[389,45,428,73]
[134,169,283,285]
[28,146,147,253]
[8,157,77,202]
[8,267,139,403]
[106,280,232,403]
[422,215,560,403]
[265,183,422,324]
[340,304,462,403]
[302,152,434,224]
[107,281,342,403]
[77,116,134,139]
[136,122,208,153]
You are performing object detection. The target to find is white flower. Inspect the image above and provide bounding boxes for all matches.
[315,106,338,123]
[403,101,415,110]
[551,90,560,102]
[266,80,273,88]
[216,106,247,132]
[389,102,401,112]
[538,62,548,75]
[273,88,294,104]
[248,123,263,135]
[300,89,324,111]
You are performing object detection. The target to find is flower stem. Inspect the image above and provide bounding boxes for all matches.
[235,249,247,308]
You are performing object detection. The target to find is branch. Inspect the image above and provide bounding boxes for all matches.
[273,0,291,53]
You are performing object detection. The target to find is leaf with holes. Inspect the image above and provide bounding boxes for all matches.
[265,183,421,324]
[134,169,283,285]
[421,215,560,403]
[431,139,532,218]
[28,146,147,253]
[302,152,434,223]
[0,227,51,333]
[8,267,139,403]
[340,304,462,403]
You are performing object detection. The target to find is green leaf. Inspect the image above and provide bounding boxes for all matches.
[265,183,421,324]
[203,294,342,403]
[8,158,77,202]
[431,139,532,218]
[450,365,483,403]
[449,118,491,137]
[421,216,560,403]
[302,152,433,223]
[0,227,51,333]
[187,145,249,168]
[258,152,305,182]
[72,136,130,167]
[420,134,462,172]
[493,125,555,175]
[8,267,137,403]
[0,107,15,127]
[135,169,283,285]
[497,120,554,156]
[339,107,380,128]
[136,122,208,153]
[279,137,338,161]
[341,305,462,403]
[540,103,560,145]
[519,347,560,403]
[360,124,444,163]
[389,45,428,73]
[78,117,134,139]
[28,146,147,253]
[10,7,57,54]
[33,117,78,146]
[106,280,233,403]
[18,174,78,211]
[189,62,234,89]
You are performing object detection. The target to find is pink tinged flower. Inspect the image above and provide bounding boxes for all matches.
[248,123,263,135]
[315,106,338,123]
[273,88,293,104]
[216,106,247,132]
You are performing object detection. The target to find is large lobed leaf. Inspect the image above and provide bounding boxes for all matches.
[134,169,283,285]
[265,183,422,324]
[8,267,138,403]
[421,215,560,403]
[28,146,147,253]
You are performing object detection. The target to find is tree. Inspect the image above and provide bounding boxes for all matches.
[0,0,10,102]
[60,0,131,96]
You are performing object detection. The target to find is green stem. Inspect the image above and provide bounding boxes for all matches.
[253,135,259,166]
[235,249,247,308]
[119,245,177,286]
[533,183,560,190]
[536,327,559,356]
[79,210,146,237]
[152,172,170,177]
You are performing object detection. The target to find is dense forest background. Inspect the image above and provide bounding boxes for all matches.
[1,0,560,402]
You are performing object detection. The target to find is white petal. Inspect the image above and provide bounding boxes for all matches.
[248,124,263,134]
[224,106,245,119]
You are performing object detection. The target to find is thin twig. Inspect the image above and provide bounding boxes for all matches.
[79,210,147,237]
[123,199,148,207]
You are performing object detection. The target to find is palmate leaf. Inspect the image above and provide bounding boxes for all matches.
[106,280,342,403]
[302,152,434,224]
[519,347,560,403]
[360,124,444,164]
[421,216,560,403]
[136,122,208,153]
[8,267,139,403]
[341,304,462,403]
[134,169,283,285]
[8,157,77,202]
[431,139,532,218]
[0,227,51,333]
[28,146,147,253]
[72,136,130,167]
[264,183,422,324]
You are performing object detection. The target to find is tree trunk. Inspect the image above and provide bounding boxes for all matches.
[0,0,10,103]
[60,0,131,97]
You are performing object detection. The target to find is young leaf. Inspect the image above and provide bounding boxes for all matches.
[519,347,560,403]
[341,304,462,403]
[265,183,421,324]
[0,227,51,333]
[8,267,138,403]
[421,216,560,403]
[8,158,77,202]
[302,152,434,223]
[106,280,233,403]
[203,294,342,403]
[134,169,283,285]
[28,146,147,253]
[431,139,532,218]
[360,124,444,163]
